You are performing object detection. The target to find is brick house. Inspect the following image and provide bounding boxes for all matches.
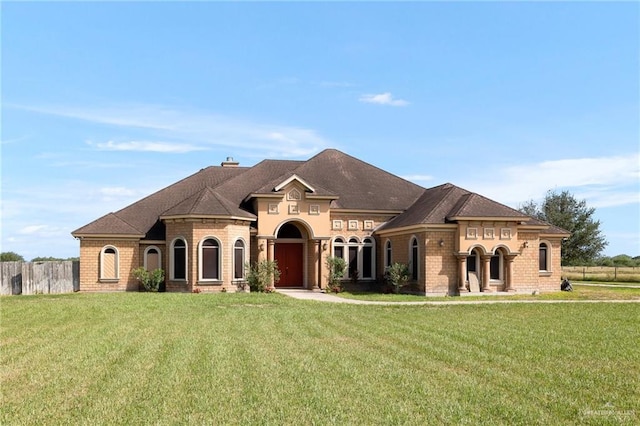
[72,149,569,294]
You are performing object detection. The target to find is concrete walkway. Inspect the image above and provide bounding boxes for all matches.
[276,288,640,305]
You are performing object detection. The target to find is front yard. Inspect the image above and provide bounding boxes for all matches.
[1,292,638,424]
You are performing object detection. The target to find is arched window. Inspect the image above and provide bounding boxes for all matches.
[385,240,392,268]
[333,237,345,259]
[100,246,119,280]
[171,238,187,280]
[490,251,504,282]
[348,237,359,278]
[332,236,376,280]
[410,237,419,280]
[200,238,221,281]
[362,237,375,279]
[539,242,550,271]
[234,239,245,280]
[144,246,161,271]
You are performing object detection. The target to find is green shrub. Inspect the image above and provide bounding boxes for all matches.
[246,260,280,292]
[385,263,410,294]
[326,256,347,293]
[132,267,165,292]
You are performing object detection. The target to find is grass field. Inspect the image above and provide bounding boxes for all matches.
[338,284,640,302]
[562,266,640,283]
[2,293,638,425]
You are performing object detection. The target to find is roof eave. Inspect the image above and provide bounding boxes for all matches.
[72,233,146,239]
[447,216,528,222]
[159,214,256,221]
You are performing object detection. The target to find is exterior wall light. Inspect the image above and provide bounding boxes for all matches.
[439,239,445,247]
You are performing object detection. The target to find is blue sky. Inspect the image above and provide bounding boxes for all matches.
[2,2,638,260]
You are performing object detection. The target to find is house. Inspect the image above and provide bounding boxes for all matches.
[72,149,569,294]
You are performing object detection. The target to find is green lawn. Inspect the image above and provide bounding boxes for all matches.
[338,284,640,302]
[2,293,638,425]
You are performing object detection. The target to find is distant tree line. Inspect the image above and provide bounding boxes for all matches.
[0,252,79,262]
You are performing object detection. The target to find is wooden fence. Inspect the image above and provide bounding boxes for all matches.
[0,261,79,295]
[562,266,640,283]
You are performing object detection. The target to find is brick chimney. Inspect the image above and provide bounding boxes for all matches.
[221,157,239,167]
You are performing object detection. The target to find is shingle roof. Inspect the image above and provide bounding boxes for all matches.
[72,165,248,236]
[72,149,563,238]
[161,187,256,219]
[287,149,425,210]
[379,183,530,230]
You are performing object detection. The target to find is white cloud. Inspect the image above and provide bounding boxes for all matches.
[14,103,331,159]
[359,92,409,107]
[402,174,434,184]
[99,187,137,197]
[89,140,209,153]
[19,225,48,235]
[460,153,640,208]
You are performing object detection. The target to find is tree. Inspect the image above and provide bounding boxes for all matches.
[519,190,608,266]
[0,252,25,262]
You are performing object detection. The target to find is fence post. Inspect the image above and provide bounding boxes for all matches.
[583,267,586,281]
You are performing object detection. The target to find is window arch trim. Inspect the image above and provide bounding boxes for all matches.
[100,245,119,281]
[539,240,552,273]
[170,237,188,281]
[409,236,419,281]
[233,238,247,281]
[199,236,222,282]
[143,245,162,271]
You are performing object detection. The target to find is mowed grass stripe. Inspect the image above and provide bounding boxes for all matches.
[2,293,638,425]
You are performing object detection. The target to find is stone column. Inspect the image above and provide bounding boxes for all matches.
[314,240,322,290]
[481,254,492,292]
[268,239,276,288]
[456,254,468,293]
[505,255,517,292]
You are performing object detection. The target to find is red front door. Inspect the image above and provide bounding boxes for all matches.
[274,243,304,287]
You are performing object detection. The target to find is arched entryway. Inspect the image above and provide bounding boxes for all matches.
[466,248,481,292]
[274,222,306,287]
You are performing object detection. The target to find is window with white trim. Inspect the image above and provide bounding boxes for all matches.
[200,238,221,281]
[144,246,161,271]
[100,245,119,280]
[171,238,187,280]
[385,240,392,268]
[410,237,419,280]
[539,242,550,271]
[234,239,245,280]
[332,236,376,280]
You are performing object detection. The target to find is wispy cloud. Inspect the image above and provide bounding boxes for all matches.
[89,140,209,153]
[12,103,331,159]
[461,153,640,209]
[359,92,409,107]
[402,174,434,184]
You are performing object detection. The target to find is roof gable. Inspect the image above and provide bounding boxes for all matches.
[380,183,530,231]
[288,149,425,210]
[161,187,256,220]
[72,212,144,236]
[274,174,315,192]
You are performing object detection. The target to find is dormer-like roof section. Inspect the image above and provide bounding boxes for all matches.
[161,187,256,220]
[379,183,530,231]
[72,213,145,237]
[72,165,248,237]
